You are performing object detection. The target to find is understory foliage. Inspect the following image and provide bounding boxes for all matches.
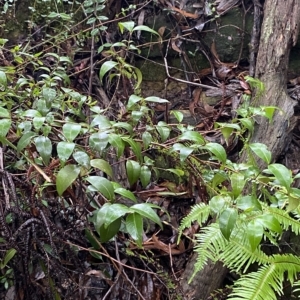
[0,0,300,299]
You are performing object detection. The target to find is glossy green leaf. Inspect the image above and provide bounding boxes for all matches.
[89,132,109,152]
[91,115,111,128]
[287,188,300,211]
[172,143,194,161]
[249,143,272,164]
[205,142,227,163]
[230,173,245,199]
[0,70,7,91]
[240,118,254,134]
[122,137,142,162]
[178,131,205,144]
[129,203,162,228]
[268,163,292,191]
[131,110,143,124]
[112,122,133,135]
[118,21,135,33]
[33,117,45,130]
[209,195,230,215]
[57,141,75,162]
[133,66,142,89]
[99,61,118,82]
[142,131,152,149]
[86,176,115,201]
[247,219,264,251]
[73,151,90,168]
[126,213,143,247]
[35,136,52,165]
[219,208,237,240]
[220,127,234,143]
[127,94,143,110]
[140,165,151,188]
[56,164,80,196]
[133,25,159,35]
[144,96,169,103]
[0,107,10,118]
[156,124,170,142]
[236,195,262,211]
[0,248,16,269]
[171,110,183,123]
[0,119,11,137]
[114,188,137,203]
[262,106,277,122]
[63,123,81,142]
[256,214,282,234]
[99,218,121,242]
[91,159,113,177]
[17,131,36,152]
[108,133,125,158]
[166,168,185,177]
[42,87,56,104]
[126,160,141,186]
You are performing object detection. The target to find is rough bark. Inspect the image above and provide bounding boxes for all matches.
[179,255,227,300]
[244,0,300,166]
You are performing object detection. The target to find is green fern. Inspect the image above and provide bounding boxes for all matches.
[177,203,210,241]
[191,223,227,282]
[229,254,300,300]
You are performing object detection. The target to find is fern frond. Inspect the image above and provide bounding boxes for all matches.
[219,229,270,273]
[229,254,300,300]
[190,223,227,282]
[267,206,300,234]
[178,203,210,233]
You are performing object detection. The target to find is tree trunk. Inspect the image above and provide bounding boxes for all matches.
[243,0,300,166]
[180,1,300,298]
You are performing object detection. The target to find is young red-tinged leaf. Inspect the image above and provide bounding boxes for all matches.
[91,159,113,178]
[247,220,264,251]
[108,134,125,158]
[140,165,151,188]
[99,218,121,243]
[126,213,143,247]
[99,61,118,82]
[230,173,245,199]
[35,136,52,165]
[86,176,115,201]
[126,160,141,186]
[62,123,81,142]
[219,208,237,240]
[268,163,293,191]
[17,131,36,152]
[0,119,12,137]
[114,188,137,203]
[249,143,272,164]
[56,164,80,196]
[57,141,75,162]
[205,142,227,163]
[178,131,205,144]
[129,203,162,228]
